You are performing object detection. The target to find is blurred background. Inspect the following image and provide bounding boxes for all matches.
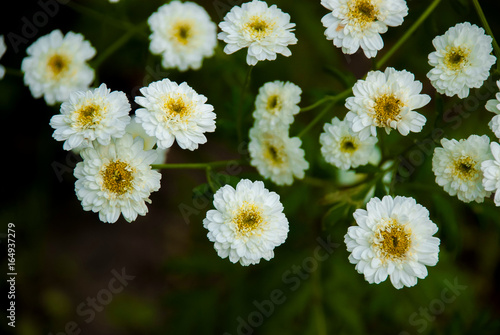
[1,0,500,334]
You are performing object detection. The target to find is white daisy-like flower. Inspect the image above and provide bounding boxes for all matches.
[485,80,500,139]
[253,80,301,130]
[0,35,6,79]
[21,29,96,105]
[148,1,217,71]
[432,135,493,203]
[345,195,440,289]
[427,22,496,99]
[320,116,378,170]
[218,0,297,66]
[125,116,168,165]
[345,67,430,140]
[482,142,500,206]
[203,179,289,266]
[49,83,131,151]
[134,78,216,151]
[249,126,309,186]
[74,134,162,223]
[321,0,408,58]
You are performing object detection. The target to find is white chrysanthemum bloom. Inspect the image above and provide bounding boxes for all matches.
[320,116,379,170]
[21,29,96,105]
[345,67,430,140]
[135,78,216,151]
[218,0,297,66]
[432,135,493,203]
[148,1,217,71]
[0,35,6,79]
[345,195,440,289]
[249,127,309,186]
[482,142,500,206]
[74,134,162,223]
[203,179,289,266]
[125,116,168,165]
[49,83,131,151]
[427,22,496,99]
[253,80,301,130]
[321,0,408,58]
[485,80,500,139]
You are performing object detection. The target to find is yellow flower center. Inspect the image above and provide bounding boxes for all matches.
[348,0,378,27]
[76,104,102,129]
[340,137,358,153]
[376,221,411,261]
[246,16,274,40]
[264,141,285,166]
[173,21,192,45]
[162,95,192,121]
[374,94,403,127]
[266,95,281,113]
[47,53,69,78]
[453,156,477,180]
[233,202,263,234]
[444,47,470,71]
[101,160,134,195]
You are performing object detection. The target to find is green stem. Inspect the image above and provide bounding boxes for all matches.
[311,263,327,335]
[300,95,336,113]
[205,167,218,193]
[375,0,443,70]
[151,159,246,170]
[4,67,23,77]
[297,87,352,138]
[472,0,500,71]
[237,66,254,144]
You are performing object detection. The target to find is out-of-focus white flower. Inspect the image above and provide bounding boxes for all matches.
[481,142,500,206]
[485,80,500,139]
[125,116,168,165]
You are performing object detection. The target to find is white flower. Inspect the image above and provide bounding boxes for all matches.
[134,78,216,151]
[148,1,217,71]
[49,83,130,151]
[249,126,309,186]
[218,0,297,66]
[203,179,289,266]
[253,80,301,130]
[21,29,96,105]
[485,80,500,139]
[320,117,378,170]
[427,22,496,99]
[321,0,408,58]
[74,134,162,223]
[345,67,430,140]
[432,135,493,203]
[125,116,168,165]
[0,35,6,79]
[345,195,440,289]
[482,142,500,206]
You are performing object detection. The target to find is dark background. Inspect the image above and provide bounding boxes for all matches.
[1,0,500,334]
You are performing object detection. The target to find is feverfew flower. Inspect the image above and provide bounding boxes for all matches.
[249,127,309,186]
[427,22,496,99]
[321,0,408,58]
[74,134,162,223]
[485,80,500,139]
[50,83,131,151]
[203,179,289,266]
[126,116,168,165]
[482,142,500,206]
[21,30,96,105]
[0,35,6,79]
[320,117,378,170]
[135,78,216,151]
[345,195,440,289]
[218,0,297,66]
[253,80,301,130]
[432,135,493,203]
[148,1,217,71]
[345,67,430,140]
